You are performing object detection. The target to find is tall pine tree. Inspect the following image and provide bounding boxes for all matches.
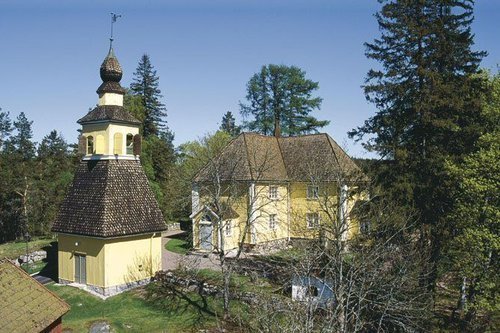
[130,54,168,138]
[129,55,176,222]
[0,108,12,149]
[0,109,13,241]
[219,111,240,137]
[33,130,74,235]
[2,113,36,239]
[349,0,486,293]
[240,64,328,136]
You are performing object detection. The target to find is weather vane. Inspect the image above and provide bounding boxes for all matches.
[109,12,122,48]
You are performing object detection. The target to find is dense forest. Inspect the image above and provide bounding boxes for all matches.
[0,0,498,331]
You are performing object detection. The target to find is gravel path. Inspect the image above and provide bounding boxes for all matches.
[161,231,221,272]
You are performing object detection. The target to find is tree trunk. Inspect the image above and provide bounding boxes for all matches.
[222,265,231,320]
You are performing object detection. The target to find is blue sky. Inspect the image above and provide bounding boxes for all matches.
[1,0,498,158]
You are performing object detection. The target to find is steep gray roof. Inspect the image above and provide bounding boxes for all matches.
[195,132,364,182]
[52,159,166,238]
[77,105,141,125]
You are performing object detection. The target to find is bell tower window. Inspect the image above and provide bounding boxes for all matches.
[95,135,105,154]
[126,134,134,155]
[113,133,123,155]
[87,136,94,154]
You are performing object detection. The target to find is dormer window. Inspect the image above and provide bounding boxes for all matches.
[87,136,94,154]
[126,134,134,155]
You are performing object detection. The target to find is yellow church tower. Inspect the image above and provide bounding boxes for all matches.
[51,44,166,296]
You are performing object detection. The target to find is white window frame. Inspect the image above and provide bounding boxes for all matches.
[87,135,94,155]
[269,185,279,200]
[360,220,371,235]
[307,185,319,200]
[224,220,232,236]
[306,212,320,228]
[126,133,134,155]
[269,214,277,229]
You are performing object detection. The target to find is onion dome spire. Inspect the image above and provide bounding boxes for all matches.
[96,13,125,96]
[96,47,126,96]
[100,47,123,82]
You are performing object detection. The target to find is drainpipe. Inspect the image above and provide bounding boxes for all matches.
[339,184,349,242]
[249,182,257,244]
[287,182,291,242]
[192,184,200,250]
[150,232,156,275]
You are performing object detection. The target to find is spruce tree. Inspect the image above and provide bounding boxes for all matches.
[0,108,12,150]
[34,130,73,235]
[130,54,168,138]
[349,0,486,293]
[2,113,36,239]
[220,111,240,137]
[240,64,328,136]
[0,109,12,241]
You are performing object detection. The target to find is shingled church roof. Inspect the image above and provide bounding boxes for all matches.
[77,46,140,125]
[77,105,141,125]
[0,260,69,333]
[194,132,365,183]
[52,160,166,238]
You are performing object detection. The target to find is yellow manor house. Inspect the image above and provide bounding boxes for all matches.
[191,132,366,253]
[51,46,166,296]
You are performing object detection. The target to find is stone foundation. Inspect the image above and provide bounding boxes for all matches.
[58,278,151,297]
[251,238,289,255]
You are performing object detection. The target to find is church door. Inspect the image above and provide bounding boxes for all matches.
[75,254,87,284]
[199,216,213,251]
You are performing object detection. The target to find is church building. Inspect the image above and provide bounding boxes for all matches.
[51,45,167,296]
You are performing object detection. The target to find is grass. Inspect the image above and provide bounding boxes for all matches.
[47,283,220,333]
[268,247,306,261]
[165,238,190,255]
[21,260,48,275]
[176,268,275,294]
[0,237,54,259]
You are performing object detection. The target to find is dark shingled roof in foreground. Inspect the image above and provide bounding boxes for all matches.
[0,260,69,333]
[52,159,167,237]
[195,132,365,182]
[77,105,141,125]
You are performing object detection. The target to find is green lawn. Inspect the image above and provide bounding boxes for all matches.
[165,238,190,255]
[175,268,275,294]
[0,237,54,259]
[21,260,48,275]
[47,283,220,333]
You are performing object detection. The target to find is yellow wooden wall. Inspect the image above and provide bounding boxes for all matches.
[104,233,162,286]
[57,233,162,288]
[193,181,363,251]
[57,234,105,287]
[81,123,139,156]
[251,184,289,243]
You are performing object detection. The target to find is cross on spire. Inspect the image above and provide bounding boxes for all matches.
[109,12,122,49]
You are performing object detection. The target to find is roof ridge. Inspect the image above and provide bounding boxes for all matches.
[99,160,112,236]
[279,132,327,139]
[192,133,244,183]
[325,134,362,174]
[275,136,290,180]
[242,133,255,180]
[242,132,328,139]
[324,133,343,179]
